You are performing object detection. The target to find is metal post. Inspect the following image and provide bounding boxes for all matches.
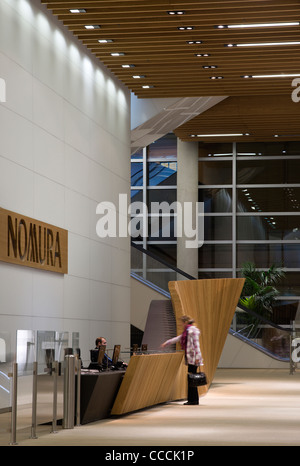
[30,362,38,439]
[9,363,18,445]
[52,361,58,433]
[76,358,81,426]
[63,355,75,429]
[290,321,297,375]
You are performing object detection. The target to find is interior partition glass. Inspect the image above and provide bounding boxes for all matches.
[199,188,233,213]
[0,332,11,412]
[237,243,300,269]
[199,160,233,185]
[237,215,300,241]
[237,159,300,184]
[131,138,300,301]
[237,187,300,213]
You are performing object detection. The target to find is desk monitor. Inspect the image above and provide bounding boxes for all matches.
[132,344,138,354]
[97,345,106,365]
[112,345,121,366]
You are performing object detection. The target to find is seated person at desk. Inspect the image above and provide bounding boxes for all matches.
[89,337,127,370]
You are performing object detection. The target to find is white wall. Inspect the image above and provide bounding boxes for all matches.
[0,0,131,365]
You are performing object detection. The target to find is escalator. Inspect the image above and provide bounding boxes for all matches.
[131,242,292,364]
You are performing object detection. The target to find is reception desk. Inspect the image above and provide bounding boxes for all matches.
[79,369,126,424]
[111,352,185,416]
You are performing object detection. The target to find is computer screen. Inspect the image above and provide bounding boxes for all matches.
[112,344,121,366]
[97,345,106,365]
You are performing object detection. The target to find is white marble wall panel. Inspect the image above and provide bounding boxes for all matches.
[0,0,131,366]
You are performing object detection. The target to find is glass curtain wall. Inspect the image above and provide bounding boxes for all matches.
[131,136,300,313]
[131,134,178,276]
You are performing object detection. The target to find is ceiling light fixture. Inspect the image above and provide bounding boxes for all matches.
[122,64,135,68]
[142,85,154,89]
[98,39,113,43]
[274,134,300,138]
[167,11,185,15]
[225,41,300,47]
[187,41,203,44]
[133,75,145,79]
[177,26,194,31]
[217,22,300,29]
[203,65,218,69]
[190,133,249,137]
[242,73,300,78]
[70,8,86,13]
[111,52,125,56]
[195,53,211,57]
[85,25,101,29]
[210,76,224,80]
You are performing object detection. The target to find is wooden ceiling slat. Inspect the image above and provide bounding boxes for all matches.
[174,96,300,142]
[41,0,300,141]
[43,0,300,9]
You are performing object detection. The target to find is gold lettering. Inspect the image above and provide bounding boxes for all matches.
[54,232,62,268]
[18,219,27,261]
[39,226,46,265]
[47,228,54,266]
[7,216,17,258]
[27,223,38,263]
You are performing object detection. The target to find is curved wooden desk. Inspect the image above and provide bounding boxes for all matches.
[112,278,245,416]
[111,352,185,416]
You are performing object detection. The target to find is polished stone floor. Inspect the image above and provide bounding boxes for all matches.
[1,368,300,447]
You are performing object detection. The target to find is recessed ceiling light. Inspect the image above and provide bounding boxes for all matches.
[98,39,114,43]
[274,134,300,138]
[190,133,248,137]
[242,73,300,78]
[195,53,211,57]
[217,22,300,29]
[69,8,86,13]
[203,65,218,69]
[167,11,185,15]
[225,41,300,47]
[210,76,224,80]
[122,64,135,68]
[187,41,203,44]
[142,85,154,89]
[111,52,125,56]
[85,25,101,29]
[177,26,194,31]
[133,75,145,79]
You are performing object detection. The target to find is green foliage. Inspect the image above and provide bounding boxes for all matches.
[239,262,285,318]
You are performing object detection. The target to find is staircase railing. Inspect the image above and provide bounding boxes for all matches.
[131,241,292,362]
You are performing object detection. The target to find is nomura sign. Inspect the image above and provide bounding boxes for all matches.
[0,208,68,274]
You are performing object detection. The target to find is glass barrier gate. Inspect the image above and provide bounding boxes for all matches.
[0,330,80,445]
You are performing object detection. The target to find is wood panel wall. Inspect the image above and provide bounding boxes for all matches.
[168,278,245,396]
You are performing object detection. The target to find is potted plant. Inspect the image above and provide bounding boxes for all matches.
[237,262,285,342]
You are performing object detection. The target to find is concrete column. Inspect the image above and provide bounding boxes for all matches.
[176,139,199,279]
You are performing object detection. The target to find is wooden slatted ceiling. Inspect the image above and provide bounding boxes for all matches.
[174,95,300,142]
[42,0,300,98]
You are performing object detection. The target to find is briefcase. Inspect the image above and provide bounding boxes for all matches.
[188,371,207,387]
